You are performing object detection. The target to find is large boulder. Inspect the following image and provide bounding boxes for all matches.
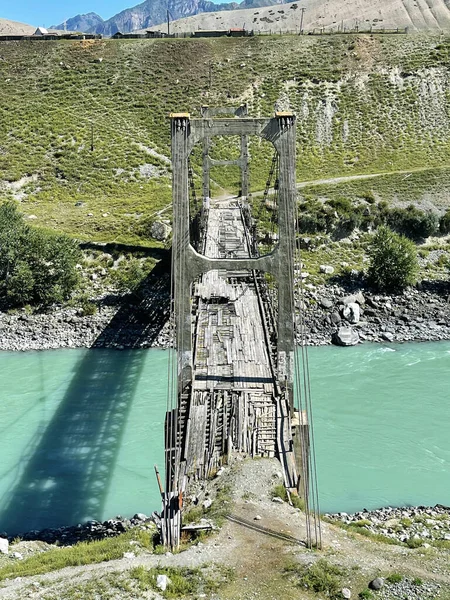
[381,332,394,342]
[343,292,365,305]
[343,302,361,324]
[319,297,333,309]
[331,311,341,325]
[332,326,359,346]
[0,538,8,554]
[320,264,335,275]
[151,221,172,241]
[369,578,384,591]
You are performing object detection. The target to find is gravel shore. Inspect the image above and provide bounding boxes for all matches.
[0,279,448,352]
[300,280,450,346]
[325,503,450,546]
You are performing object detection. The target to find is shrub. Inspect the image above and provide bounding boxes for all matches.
[0,202,81,307]
[79,298,98,316]
[111,257,148,294]
[368,226,418,292]
[287,559,346,598]
[137,215,155,239]
[271,484,288,502]
[271,484,305,510]
[298,200,328,234]
[386,573,403,584]
[406,537,423,549]
[359,590,374,599]
[439,209,450,234]
[386,206,439,240]
[353,519,372,527]
[326,196,353,214]
[362,190,376,204]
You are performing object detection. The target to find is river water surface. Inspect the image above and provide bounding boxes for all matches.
[0,342,448,534]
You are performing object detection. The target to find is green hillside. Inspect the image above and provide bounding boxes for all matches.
[1,34,450,244]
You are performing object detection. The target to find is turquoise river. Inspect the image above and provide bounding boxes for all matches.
[0,341,449,534]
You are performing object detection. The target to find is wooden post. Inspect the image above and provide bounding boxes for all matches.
[154,465,164,496]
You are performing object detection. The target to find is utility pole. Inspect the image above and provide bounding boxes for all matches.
[167,10,170,36]
[209,63,212,89]
[299,7,305,35]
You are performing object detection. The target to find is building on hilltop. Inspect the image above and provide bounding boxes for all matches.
[33,27,58,37]
[229,27,253,37]
[111,31,147,39]
[146,30,168,38]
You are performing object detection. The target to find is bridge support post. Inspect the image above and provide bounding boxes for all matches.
[171,114,194,397]
[274,114,297,408]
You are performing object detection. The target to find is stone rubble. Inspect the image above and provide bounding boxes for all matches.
[325,504,450,545]
[297,281,450,346]
[379,578,441,599]
[0,280,448,351]
[0,513,155,546]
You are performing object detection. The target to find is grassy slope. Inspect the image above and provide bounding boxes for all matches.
[1,34,450,244]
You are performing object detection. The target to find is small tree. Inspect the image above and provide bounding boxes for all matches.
[368,226,418,292]
[0,201,81,307]
[440,208,450,234]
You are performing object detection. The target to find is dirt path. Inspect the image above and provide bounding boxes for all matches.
[250,164,450,198]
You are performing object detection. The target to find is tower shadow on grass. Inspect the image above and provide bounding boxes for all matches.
[0,254,171,536]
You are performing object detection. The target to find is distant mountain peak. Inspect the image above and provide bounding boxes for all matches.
[50,12,104,32]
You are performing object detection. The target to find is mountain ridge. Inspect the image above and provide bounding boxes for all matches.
[50,0,288,35]
[51,12,105,33]
[0,18,36,35]
[145,0,450,33]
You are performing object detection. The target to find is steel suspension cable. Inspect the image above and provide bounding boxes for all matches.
[278,125,313,546]
[294,194,322,549]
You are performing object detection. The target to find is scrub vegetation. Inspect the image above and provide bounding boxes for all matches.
[0,529,154,582]
[2,35,450,246]
[0,201,81,307]
[285,558,347,598]
[368,226,419,291]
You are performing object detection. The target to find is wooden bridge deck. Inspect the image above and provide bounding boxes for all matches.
[193,198,274,391]
[176,197,295,482]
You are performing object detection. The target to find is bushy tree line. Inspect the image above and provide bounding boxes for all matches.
[0,202,81,307]
[298,198,446,240]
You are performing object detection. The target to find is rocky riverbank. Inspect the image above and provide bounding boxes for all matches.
[0,279,448,351]
[299,280,450,346]
[325,504,450,546]
[0,306,172,352]
[0,514,155,547]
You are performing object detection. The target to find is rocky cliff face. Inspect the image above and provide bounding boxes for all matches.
[52,0,285,35]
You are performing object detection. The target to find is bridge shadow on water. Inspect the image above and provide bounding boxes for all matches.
[0,255,171,536]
